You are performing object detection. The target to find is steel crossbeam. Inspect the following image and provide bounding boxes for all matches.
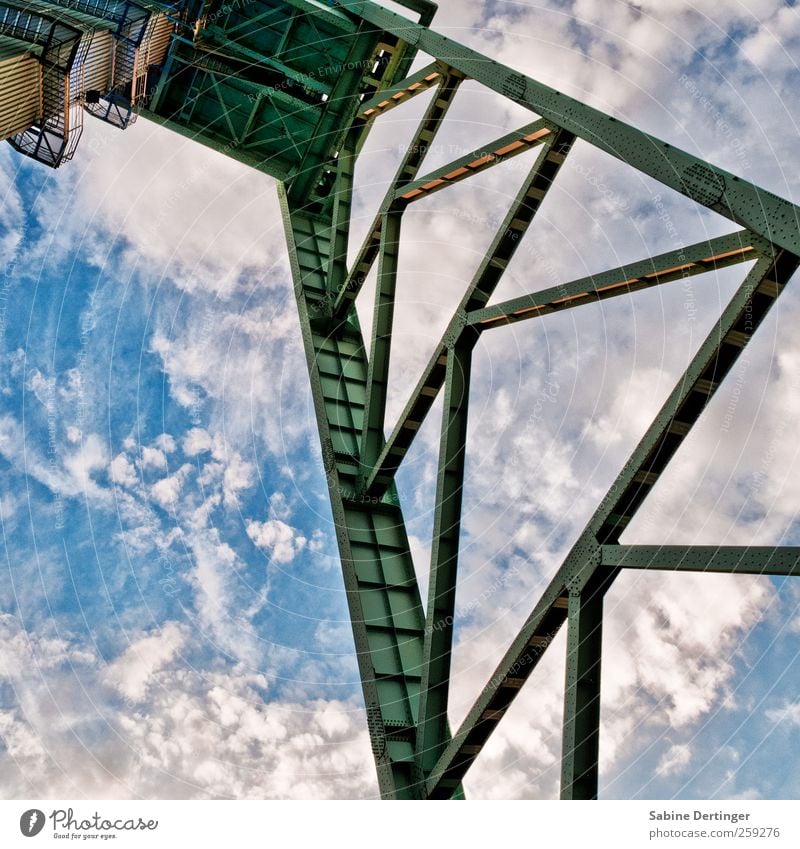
[469,232,760,329]
[363,129,575,496]
[353,0,800,256]
[424,249,799,798]
[602,545,800,576]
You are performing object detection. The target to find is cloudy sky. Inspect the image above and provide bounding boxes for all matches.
[1,0,800,800]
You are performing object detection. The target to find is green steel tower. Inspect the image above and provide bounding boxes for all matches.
[2,0,800,800]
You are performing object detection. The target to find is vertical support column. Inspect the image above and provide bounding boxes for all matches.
[329,135,356,294]
[360,210,402,469]
[416,340,472,780]
[282,195,431,798]
[561,582,604,800]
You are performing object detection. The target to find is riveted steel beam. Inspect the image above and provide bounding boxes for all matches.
[361,211,403,467]
[282,0,358,31]
[282,193,432,799]
[364,131,575,496]
[353,0,800,257]
[425,249,799,798]
[603,545,800,575]
[416,341,473,779]
[333,70,463,320]
[357,61,444,121]
[329,132,359,295]
[469,231,762,329]
[289,25,382,205]
[561,578,605,800]
[393,119,554,204]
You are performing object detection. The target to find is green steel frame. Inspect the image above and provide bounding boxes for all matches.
[275,1,800,799]
[35,0,800,800]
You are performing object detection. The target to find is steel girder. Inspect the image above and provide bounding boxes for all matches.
[270,3,800,801]
[602,546,800,576]
[351,0,800,256]
[282,196,434,798]
[363,129,575,497]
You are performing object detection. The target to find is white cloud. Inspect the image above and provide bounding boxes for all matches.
[765,701,800,727]
[140,446,168,471]
[268,492,292,521]
[0,615,375,799]
[0,155,26,271]
[103,622,186,703]
[184,527,267,667]
[246,519,307,565]
[112,674,375,799]
[182,428,213,456]
[63,434,109,495]
[0,492,19,525]
[308,529,326,554]
[149,302,311,456]
[65,117,285,299]
[657,743,692,776]
[151,464,192,509]
[109,453,137,488]
[0,414,113,502]
[154,433,177,454]
[0,614,95,677]
[221,452,254,508]
[740,6,800,74]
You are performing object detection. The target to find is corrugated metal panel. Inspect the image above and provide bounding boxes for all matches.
[82,28,112,92]
[146,14,173,67]
[0,49,39,140]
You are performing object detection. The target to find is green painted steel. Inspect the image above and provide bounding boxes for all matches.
[561,580,604,800]
[364,130,575,497]
[28,0,800,802]
[424,248,800,799]
[416,340,472,776]
[390,118,553,204]
[468,231,760,329]
[355,60,442,122]
[281,196,432,798]
[602,546,800,576]
[351,0,800,256]
[146,1,414,208]
[360,211,402,469]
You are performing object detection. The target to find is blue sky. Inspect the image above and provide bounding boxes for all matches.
[1,0,800,799]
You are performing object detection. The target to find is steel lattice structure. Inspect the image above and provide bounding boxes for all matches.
[4,0,800,800]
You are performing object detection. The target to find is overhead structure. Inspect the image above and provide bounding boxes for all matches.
[0,0,175,166]
[6,0,800,800]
